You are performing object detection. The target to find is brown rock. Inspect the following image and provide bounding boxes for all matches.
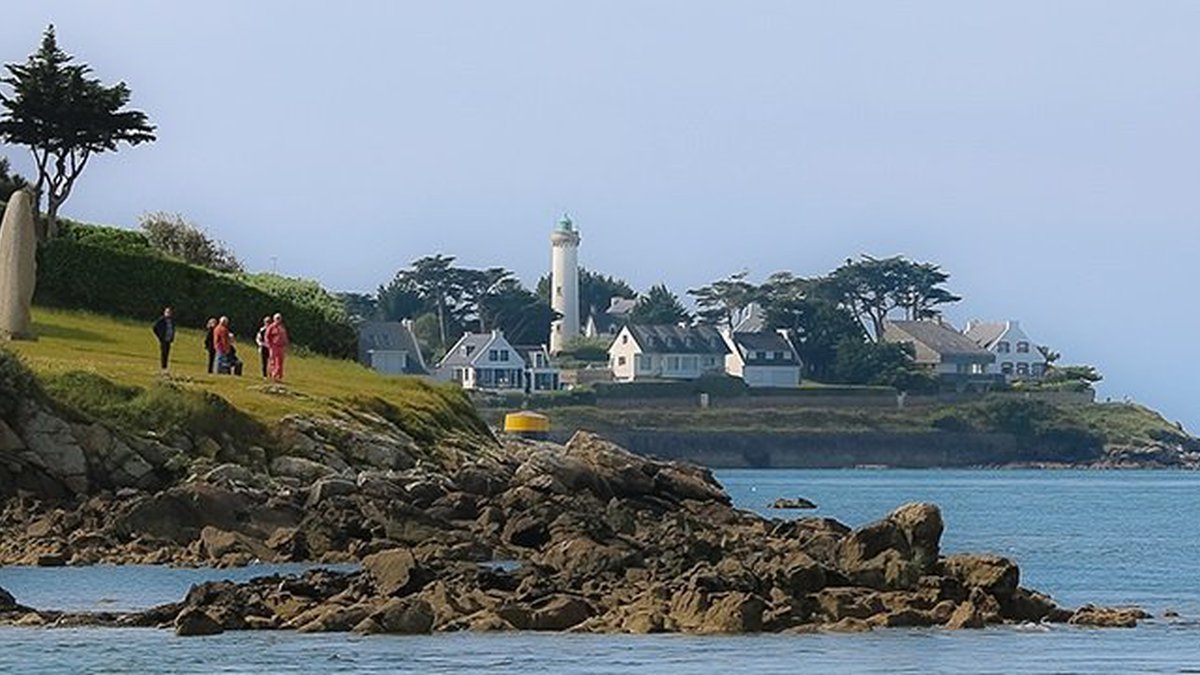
[199,526,273,562]
[529,595,595,631]
[944,601,986,630]
[941,554,1019,599]
[697,592,765,633]
[1068,605,1149,628]
[363,547,421,596]
[175,608,224,636]
[887,502,943,573]
[826,617,873,632]
[372,597,435,634]
[814,587,885,622]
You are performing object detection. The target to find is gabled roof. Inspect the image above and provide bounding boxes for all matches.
[963,321,1006,349]
[884,320,994,362]
[730,331,798,366]
[438,333,497,369]
[732,302,767,333]
[357,322,430,375]
[624,324,730,355]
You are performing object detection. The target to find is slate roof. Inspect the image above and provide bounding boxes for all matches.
[730,331,798,366]
[356,322,430,375]
[963,321,1006,349]
[884,321,995,362]
[437,333,496,369]
[626,325,729,355]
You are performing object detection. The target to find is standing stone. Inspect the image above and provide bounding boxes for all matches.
[0,190,37,341]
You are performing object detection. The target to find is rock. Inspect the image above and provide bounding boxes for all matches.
[944,601,986,630]
[0,419,23,452]
[826,617,873,633]
[501,513,550,549]
[306,477,358,506]
[175,608,225,636]
[887,502,943,572]
[269,456,337,485]
[770,497,817,509]
[699,592,765,633]
[1068,605,1149,628]
[0,586,16,609]
[297,603,374,633]
[0,189,37,341]
[363,547,422,596]
[1000,587,1066,623]
[527,595,595,631]
[199,526,273,562]
[941,554,1019,599]
[22,410,89,494]
[113,483,248,544]
[372,597,435,634]
[814,588,885,622]
[203,463,262,487]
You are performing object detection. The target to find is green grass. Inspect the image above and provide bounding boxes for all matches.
[6,307,491,447]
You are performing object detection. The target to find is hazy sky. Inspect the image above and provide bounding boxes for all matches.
[3,2,1199,428]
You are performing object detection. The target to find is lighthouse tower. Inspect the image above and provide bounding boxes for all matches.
[549,213,580,354]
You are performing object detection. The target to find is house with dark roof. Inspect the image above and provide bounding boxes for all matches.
[722,330,802,388]
[964,320,1047,381]
[511,343,561,392]
[882,320,1001,390]
[356,321,431,376]
[608,324,729,381]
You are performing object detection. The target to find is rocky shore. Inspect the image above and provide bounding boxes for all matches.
[0,377,1151,635]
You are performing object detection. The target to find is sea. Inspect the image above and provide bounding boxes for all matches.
[2,469,1199,674]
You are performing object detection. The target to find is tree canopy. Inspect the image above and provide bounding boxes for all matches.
[827,255,960,340]
[0,25,156,240]
[627,284,691,325]
[688,270,758,329]
[0,156,27,203]
[139,211,243,273]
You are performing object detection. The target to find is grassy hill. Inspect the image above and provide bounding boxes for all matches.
[5,306,489,447]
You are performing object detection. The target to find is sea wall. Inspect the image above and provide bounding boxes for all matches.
[546,429,1094,468]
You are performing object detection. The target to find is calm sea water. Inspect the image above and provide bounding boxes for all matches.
[2,469,1199,674]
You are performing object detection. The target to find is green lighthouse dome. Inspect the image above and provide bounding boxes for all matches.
[556,213,574,232]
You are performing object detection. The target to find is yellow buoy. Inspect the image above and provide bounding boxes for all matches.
[504,411,550,439]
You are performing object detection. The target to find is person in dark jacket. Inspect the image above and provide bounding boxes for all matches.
[203,317,218,373]
[152,307,176,372]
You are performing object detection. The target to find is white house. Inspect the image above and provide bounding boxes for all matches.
[608,324,728,382]
[723,330,802,388]
[964,320,1048,381]
[437,330,527,391]
[356,320,431,376]
[512,343,561,392]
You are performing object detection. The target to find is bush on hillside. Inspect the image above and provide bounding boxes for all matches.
[35,238,357,357]
[59,219,153,253]
[140,211,243,273]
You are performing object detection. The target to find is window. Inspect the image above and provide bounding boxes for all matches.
[453,368,463,382]
[465,345,475,356]
[639,354,654,371]
[667,356,680,370]
[618,356,627,366]
[996,341,1010,353]
[488,349,499,361]
[621,334,629,344]
[774,351,785,361]
[1016,342,1030,353]
[1001,362,1013,375]
[684,356,699,370]
[1016,362,1029,376]
[499,350,509,362]
[1032,363,1045,376]
[556,285,563,297]
[756,351,767,360]
[970,363,985,374]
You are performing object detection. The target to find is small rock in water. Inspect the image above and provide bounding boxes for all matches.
[770,497,817,509]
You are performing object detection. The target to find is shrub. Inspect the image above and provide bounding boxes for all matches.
[59,220,153,253]
[35,238,357,357]
[0,350,41,418]
[139,211,243,273]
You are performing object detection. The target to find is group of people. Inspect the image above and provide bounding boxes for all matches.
[153,307,290,381]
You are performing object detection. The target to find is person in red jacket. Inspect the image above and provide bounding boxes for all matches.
[213,316,232,373]
[265,313,290,381]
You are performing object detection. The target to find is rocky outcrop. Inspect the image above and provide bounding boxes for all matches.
[0,417,1148,634]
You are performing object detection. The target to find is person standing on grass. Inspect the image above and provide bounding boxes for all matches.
[151,307,176,372]
[265,313,289,381]
[255,315,271,378]
[213,316,232,373]
[203,318,218,373]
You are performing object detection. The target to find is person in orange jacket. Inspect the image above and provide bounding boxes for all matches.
[265,313,290,381]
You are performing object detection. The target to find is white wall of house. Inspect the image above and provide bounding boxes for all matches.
[369,350,410,375]
[743,365,801,387]
[609,327,642,381]
[987,322,1046,379]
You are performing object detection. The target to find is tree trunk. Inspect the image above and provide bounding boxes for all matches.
[45,196,60,240]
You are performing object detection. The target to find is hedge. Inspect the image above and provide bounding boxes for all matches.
[35,239,357,358]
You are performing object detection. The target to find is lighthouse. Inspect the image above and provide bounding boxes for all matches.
[549,213,580,354]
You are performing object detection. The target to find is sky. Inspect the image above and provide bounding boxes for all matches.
[3,1,1199,429]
